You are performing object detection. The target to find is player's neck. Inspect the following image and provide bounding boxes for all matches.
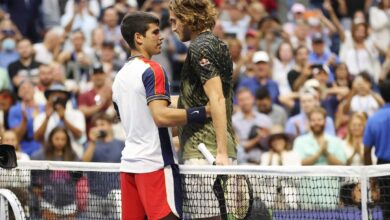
[130,49,150,60]
[190,29,211,41]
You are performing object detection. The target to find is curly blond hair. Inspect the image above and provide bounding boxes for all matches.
[169,0,217,33]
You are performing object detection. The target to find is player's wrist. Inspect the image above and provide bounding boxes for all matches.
[216,150,228,156]
[186,107,207,124]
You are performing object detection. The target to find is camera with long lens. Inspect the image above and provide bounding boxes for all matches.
[52,96,68,109]
[0,145,17,169]
[96,130,107,139]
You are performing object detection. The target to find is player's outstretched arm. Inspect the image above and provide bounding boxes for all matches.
[203,76,229,165]
[148,99,210,128]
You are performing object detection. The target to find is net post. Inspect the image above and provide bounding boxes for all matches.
[360,168,368,220]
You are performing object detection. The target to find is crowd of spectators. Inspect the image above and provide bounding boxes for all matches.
[1,0,390,218]
[1,0,388,164]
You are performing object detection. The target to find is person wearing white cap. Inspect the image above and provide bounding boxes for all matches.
[282,3,306,35]
[237,50,280,103]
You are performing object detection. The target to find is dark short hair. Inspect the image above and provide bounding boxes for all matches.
[379,80,390,103]
[294,45,308,57]
[357,71,372,84]
[0,89,16,104]
[258,16,281,30]
[102,41,115,49]
[120,12,159,50]
[255,87,271,100]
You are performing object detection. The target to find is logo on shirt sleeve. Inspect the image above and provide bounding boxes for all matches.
[199,58,210,67]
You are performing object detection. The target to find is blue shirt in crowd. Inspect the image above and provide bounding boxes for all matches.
[88,138,124,197]
[8,102,45,156]
[237,77,280,103]
[285,112,336,136]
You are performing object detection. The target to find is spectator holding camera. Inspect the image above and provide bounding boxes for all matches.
[82,113,124,163]
[81,113,123,218]
[33,83,86,158]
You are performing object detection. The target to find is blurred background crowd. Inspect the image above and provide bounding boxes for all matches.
[0,0,389,167]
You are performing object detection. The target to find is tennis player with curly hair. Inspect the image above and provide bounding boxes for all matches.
[169,0,236,166]
[169,1,237,219]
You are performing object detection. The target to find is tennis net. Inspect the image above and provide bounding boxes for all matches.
[1,161,390,220]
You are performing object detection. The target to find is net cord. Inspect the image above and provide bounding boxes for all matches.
[5,161,390,220]
[16,161,390,177]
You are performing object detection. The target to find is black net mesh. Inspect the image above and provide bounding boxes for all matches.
[0,164,389,220]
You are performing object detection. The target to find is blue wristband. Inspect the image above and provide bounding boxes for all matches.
[186,107,207,124]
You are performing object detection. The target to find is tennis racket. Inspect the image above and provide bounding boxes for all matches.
[197,143,253,220]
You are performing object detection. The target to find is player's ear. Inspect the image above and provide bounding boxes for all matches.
[134,32,143,46]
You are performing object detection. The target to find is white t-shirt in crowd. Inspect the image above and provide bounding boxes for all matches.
[350,94,380,117]
[33,109,86,158]
[33,43,53,64]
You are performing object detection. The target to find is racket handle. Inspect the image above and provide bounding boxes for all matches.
[197,143,215,165]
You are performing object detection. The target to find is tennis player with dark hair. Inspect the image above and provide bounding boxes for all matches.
[169,0,236,166]
[113,12,209,220]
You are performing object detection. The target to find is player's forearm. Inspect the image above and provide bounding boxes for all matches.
[210,97,228,155]
[153,107,188,127]
[149,100,209,128]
